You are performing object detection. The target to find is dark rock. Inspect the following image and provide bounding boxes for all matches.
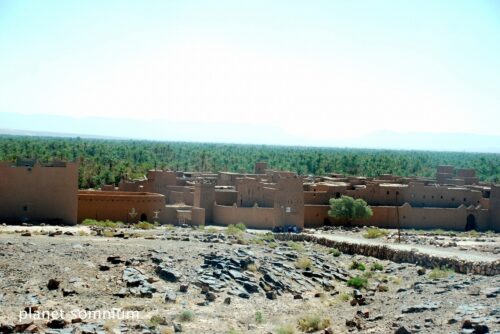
[174,323,182,332]
[48,231,62,237]
[62,288,77,297]
[114,288,128,298]
[21,232,31,237]
[0,324,14,334]
[165,291,177,303]
[201,285,210,294]
[206,292,216,301]
[243,282,259,293]
[228,270,243,280]
[293,294,303,300]
[47,279,60,290]
[238,291,250,299]
[266,291,277,300]
[99,264,110,271]
[14,320,33,333]
[394,326,411,334]
[224,297,231,304]
[462,320,473,329]
[107,256,122,264]
[156,266,181,282]
[47,318,66,329]
[122,267,148,287]
[179,284,189,293]
[150,255,163,264]
[239,257,255,270]
[402,302,440,314]
[472,324,490,334]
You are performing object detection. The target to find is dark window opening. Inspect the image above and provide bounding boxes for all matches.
[140,213,147,221]
[22,205,28,211]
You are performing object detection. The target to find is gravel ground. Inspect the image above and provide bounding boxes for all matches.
[0,226,498,334]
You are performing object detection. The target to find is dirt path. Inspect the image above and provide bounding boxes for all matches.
[315,233,500,263]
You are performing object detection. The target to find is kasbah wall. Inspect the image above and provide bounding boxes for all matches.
[0,159,499,232]
[0,159,78,225]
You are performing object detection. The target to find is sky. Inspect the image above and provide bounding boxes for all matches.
[0,1,499,151]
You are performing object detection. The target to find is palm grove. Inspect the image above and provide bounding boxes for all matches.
[0,135,498,189]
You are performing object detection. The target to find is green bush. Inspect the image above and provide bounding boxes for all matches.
[136,221,155,230]
[235,223,247,231]
[226,224,244,235]
[428,267,455,279]
[297,315,331,332]
[275,324,296,334]
[287,241,305,253]
[339,292,350,302]
[149,314,166,326]
[178,310,194,322]
[350,261,366,271]
[371,262,384,271]
[328,248,341,257]
[255,311,264,324]
[363,227,389,239]
[295,257,313,270]
[82,219,122,228]
[206,227,218,234]
[347,276,368,289]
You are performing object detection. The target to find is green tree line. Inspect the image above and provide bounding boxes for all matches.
[0,135,498,188]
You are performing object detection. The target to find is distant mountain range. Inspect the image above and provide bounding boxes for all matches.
[0,112,499,153]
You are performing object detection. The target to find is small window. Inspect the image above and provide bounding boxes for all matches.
[440,195,443,199]
[403,215,406,219]
[396,191,399,195]
[463,198,466,202]
[423,195,426,199]
[451,197,455,201]
[386,191,390,195]
[22,205,28,211]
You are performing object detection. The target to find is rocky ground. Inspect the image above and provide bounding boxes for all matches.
[0,225,498,334]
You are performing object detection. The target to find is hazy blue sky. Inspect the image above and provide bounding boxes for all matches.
[0,1,499,150]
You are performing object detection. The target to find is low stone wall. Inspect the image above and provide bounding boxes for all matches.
[275,233,500,276]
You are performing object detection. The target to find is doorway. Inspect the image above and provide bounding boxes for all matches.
[465,214,476,231]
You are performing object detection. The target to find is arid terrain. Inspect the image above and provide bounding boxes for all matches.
[0,225,499,334]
